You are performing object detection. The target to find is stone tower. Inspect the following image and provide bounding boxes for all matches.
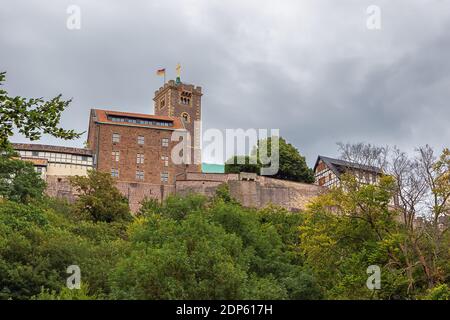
[153,80,202,172]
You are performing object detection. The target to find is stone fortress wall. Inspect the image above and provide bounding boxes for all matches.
[168,172,323,212]
[46,172,324,213]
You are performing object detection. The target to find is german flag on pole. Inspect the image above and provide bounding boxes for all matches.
[156,68,166,84]
[156,68,166,76]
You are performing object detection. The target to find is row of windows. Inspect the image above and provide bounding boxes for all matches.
[112,133,169,147]
[110,169,169,182]
[18,150,91,164]
[111,152,168,166]
[108,116,174,127]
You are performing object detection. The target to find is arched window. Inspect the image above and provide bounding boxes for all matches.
[181,112,190,123]
[180,91,192,105]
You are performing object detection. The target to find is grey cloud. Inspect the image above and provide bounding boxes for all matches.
[1,0,449,166]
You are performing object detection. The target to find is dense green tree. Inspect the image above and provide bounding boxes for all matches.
[32,283,100,300]
[111,212,249,299]
[0,71,81,150]
[0,152,46,203]
[70,170,131,223]
[0,197,129,300]
[225,155,260,174]
[299,175,418,299]
[225,137,314,183]
[261,137,314,183]
[121,191,323,300]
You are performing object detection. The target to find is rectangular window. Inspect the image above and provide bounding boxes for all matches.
[111,168,119,178]
[112,133,120,143]
[136,170,144,180]
[112,151,120,162]
[161,155,169,167]
[160,172,169,182]
[137,136,145,145]
[32,151,39,157]
[136,153,144,164]
[162,138,169,147]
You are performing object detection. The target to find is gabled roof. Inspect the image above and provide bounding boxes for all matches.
[91,109,184,130]
[314,155,382,178]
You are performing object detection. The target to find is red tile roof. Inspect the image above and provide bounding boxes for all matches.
[92,109,184,130]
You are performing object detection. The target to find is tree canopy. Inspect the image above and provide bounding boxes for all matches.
[225,137,314,183]
[0,151,46,203]
[0,71,81,150]
[69,170,131,223]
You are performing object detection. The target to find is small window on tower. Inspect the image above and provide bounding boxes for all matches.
[160,98,165,109]
[162,138,169,147]
[181,112,190,123]
[137,136,145,145]
[180,91,191,105]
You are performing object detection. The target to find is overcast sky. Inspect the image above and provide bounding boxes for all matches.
[1,0,449,166]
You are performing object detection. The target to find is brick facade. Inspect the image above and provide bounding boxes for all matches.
[87,109,187,186]
[154,80,202,172]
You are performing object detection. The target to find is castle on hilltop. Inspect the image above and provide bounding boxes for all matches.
[13,79,379,212]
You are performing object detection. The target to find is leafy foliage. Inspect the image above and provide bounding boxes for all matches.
[0,71,81,150]
[0,185,323,300]
[69,170,131,223]
[0,144,448,300]
[0,153,46,203]
[225,137,314,183]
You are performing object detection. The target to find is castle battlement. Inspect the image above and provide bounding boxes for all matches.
[154,80,202,98]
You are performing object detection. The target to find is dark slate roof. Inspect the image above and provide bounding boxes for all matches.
[313,155,382,178]
[12,143,93,156]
